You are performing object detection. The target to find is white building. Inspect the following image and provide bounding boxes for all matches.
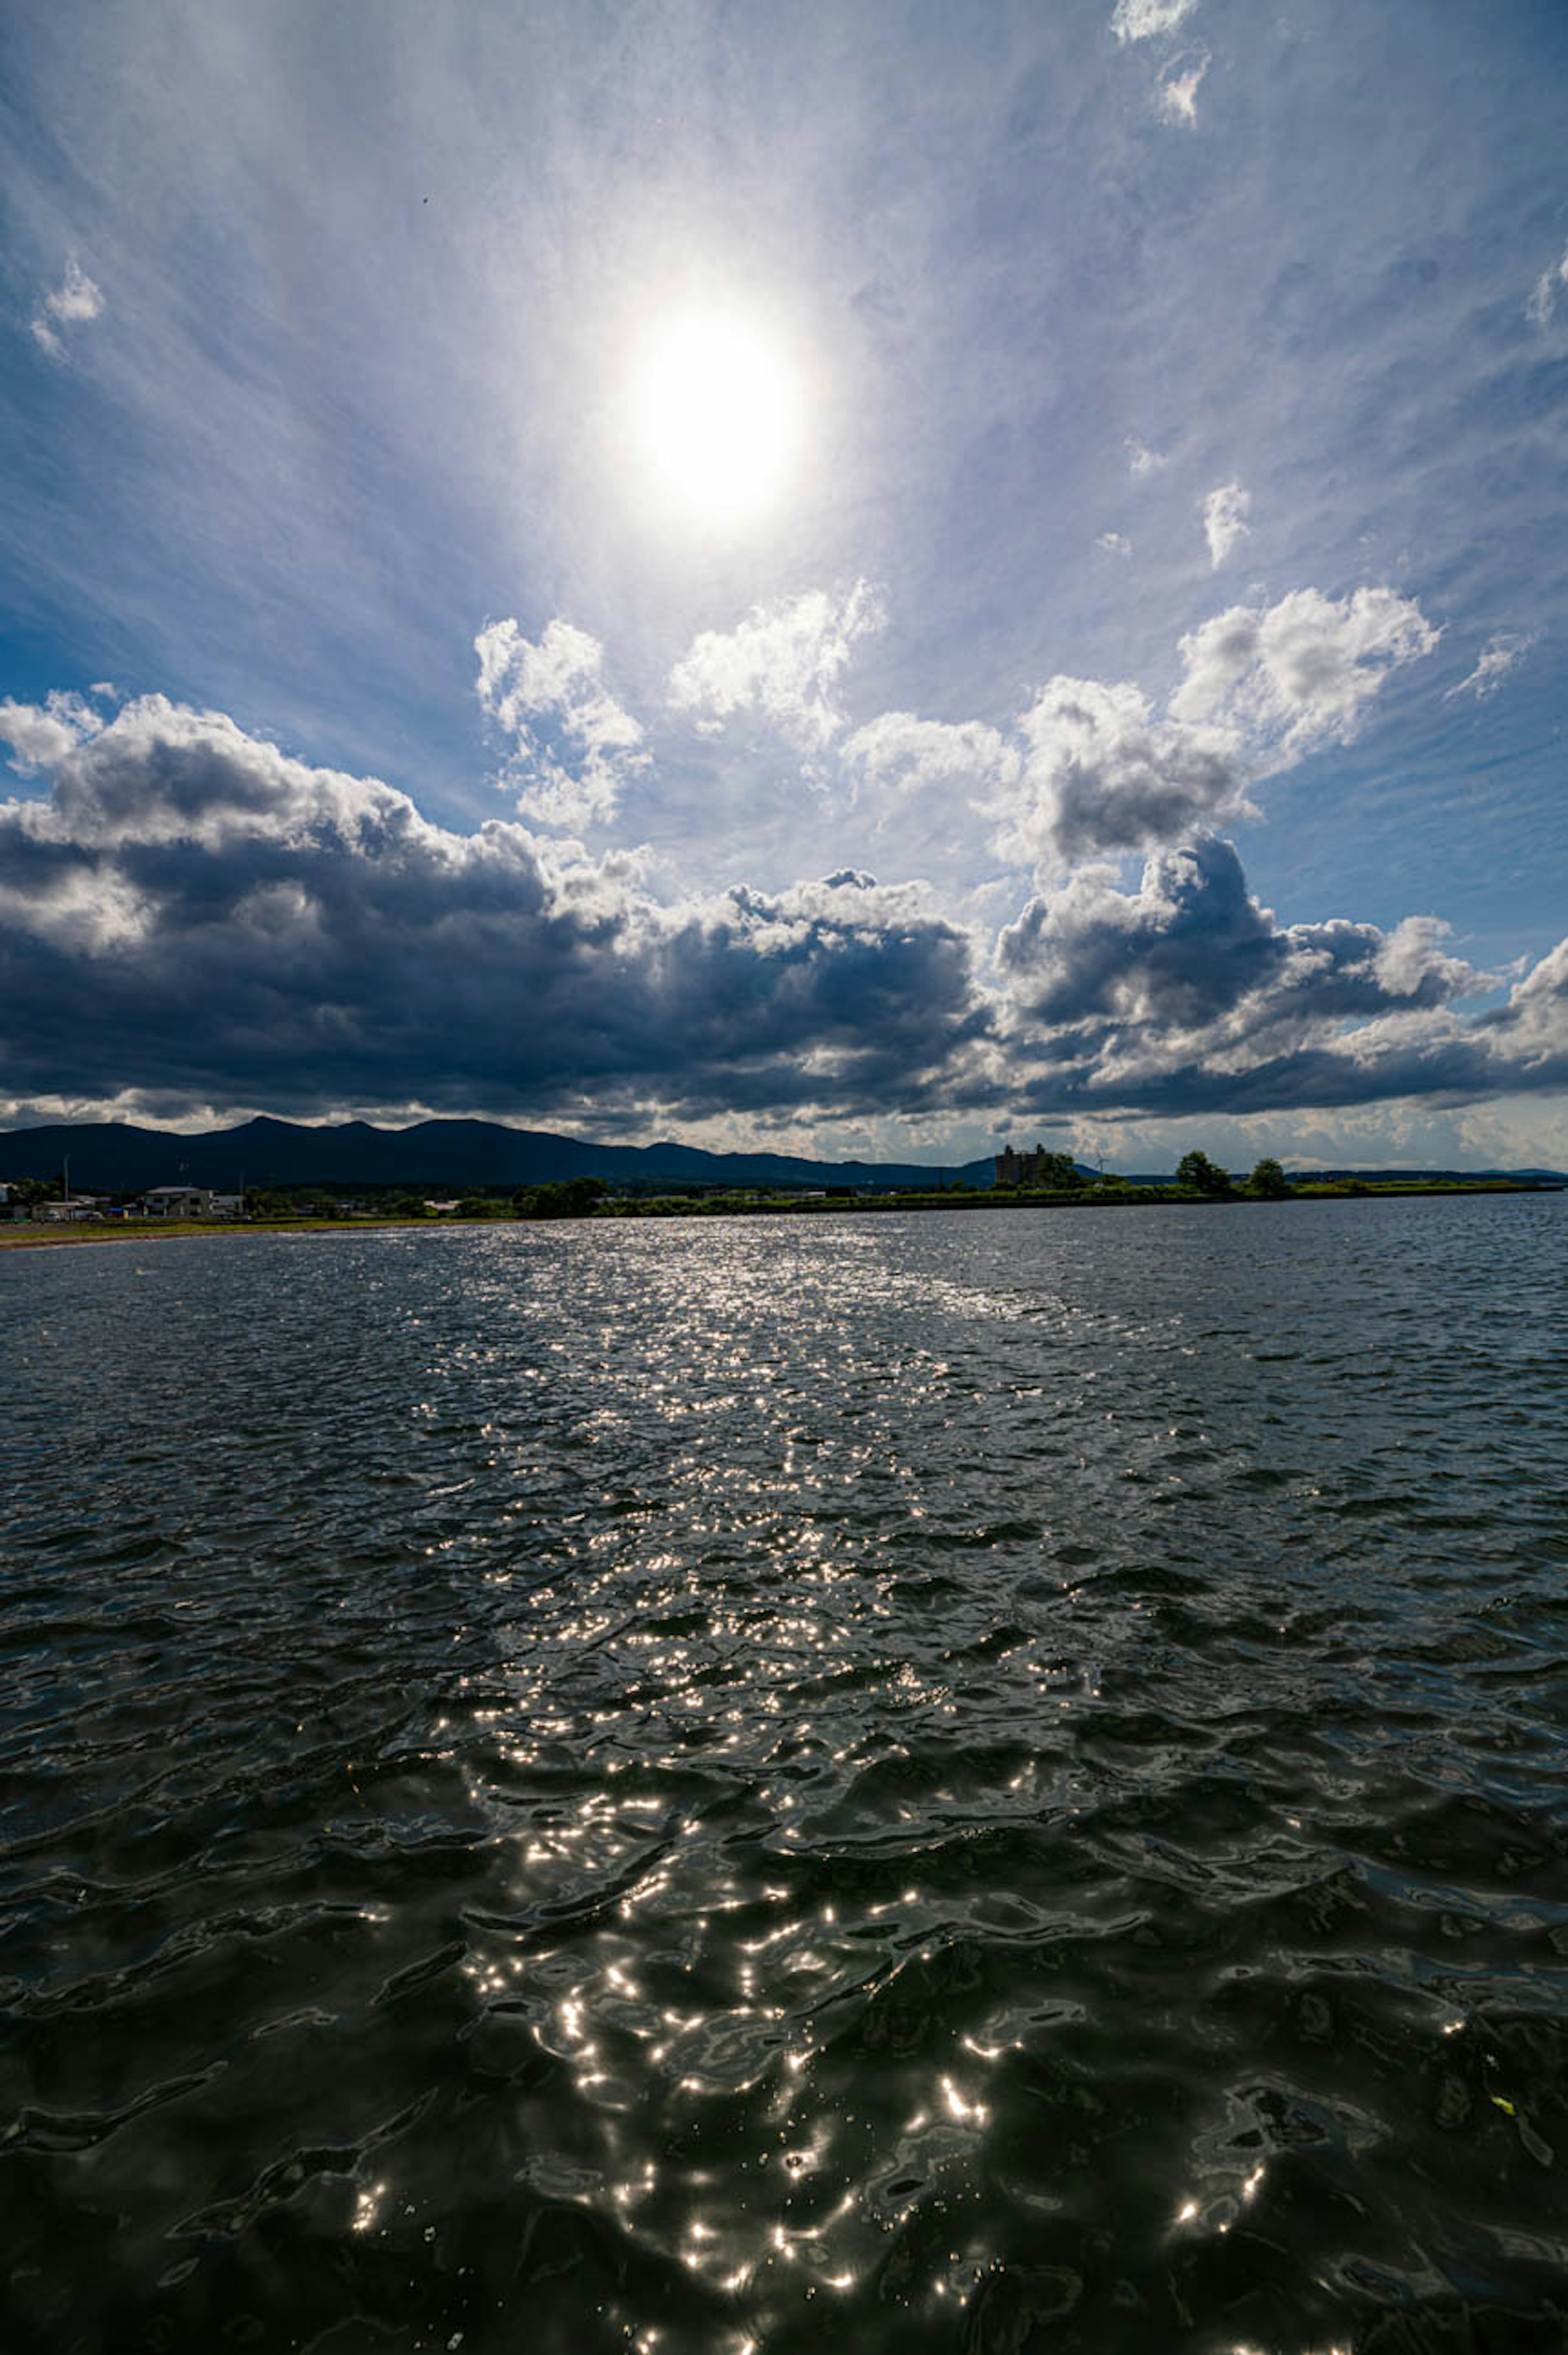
[144,1185,215,1218]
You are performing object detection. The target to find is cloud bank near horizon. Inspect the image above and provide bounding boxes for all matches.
[1,682,1563,1141]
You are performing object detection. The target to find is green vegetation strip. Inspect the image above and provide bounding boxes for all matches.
[1,1175,1545,1248]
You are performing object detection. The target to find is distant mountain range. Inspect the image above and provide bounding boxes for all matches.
[1,1120,1561,1196]
[0,1116,1001,1194]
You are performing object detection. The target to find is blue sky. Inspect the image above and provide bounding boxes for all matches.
[2,0,1565,1167]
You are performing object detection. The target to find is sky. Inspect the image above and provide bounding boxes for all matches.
[1,0,1566,1171]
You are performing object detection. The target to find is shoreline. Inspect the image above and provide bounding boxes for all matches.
[1,1179,1556,1251]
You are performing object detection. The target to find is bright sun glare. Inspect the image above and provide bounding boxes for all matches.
[634,310,800,527]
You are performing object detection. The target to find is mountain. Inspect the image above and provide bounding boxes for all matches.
[0,1116,1001,1194]
[2,1121,1559,1196]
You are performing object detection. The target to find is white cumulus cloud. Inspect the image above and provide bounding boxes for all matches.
[992,677,1250,869]
[1171,584,1439,756]
[1111,0,1198,42]
[30,256,105,360]
[1201,481,1252,568]
[956,582,1439,871]
[1126,437,1167,479]
[0,691,106,772]
[474,616,647,830]
[667,581,886,762]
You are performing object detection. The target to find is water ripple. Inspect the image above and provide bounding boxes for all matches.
[2,1196,1566,2351]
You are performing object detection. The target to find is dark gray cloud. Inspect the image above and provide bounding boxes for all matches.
[0,698,991,1122]
[999,836,1568,1117]
[1,698,1564,1132]
[999,836,1470,1033]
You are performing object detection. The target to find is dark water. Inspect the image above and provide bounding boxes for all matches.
[3,1199,1567,2354]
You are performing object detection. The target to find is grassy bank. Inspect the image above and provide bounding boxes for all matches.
[1,1175,1553,1250]
[594,1177,1546,1217]
[0,1214,437,1250]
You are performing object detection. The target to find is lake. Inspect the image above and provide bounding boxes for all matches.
[3,1197,1566,2352]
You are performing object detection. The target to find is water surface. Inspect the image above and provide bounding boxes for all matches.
[3,1199,1566,2351]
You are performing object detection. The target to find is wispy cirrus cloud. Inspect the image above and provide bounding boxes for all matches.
[29,256,105,361]
[1156,53,1208,127]
[1443,629,1541,702]
[1201,481,1251,568]
[1526,244,1568,328]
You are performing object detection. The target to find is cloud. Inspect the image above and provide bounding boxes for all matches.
[30,256,105,360]
[1113,1,1205,132]
[1443,629,1541,702]
[848,582,1438,873]
[1000,838,1472,1035]
[666,582,886,762]
[991,677,1251,869]
[474,616,647,829]
[4,685,1561,1138]
[1156,53,1208,126]
[1171,584,1439,755]
[0,692,991,1123]
[1126,438,1167,479]
[1526,245,1568,328]
[1111,0,1198,42]
[1096,531,1133,557]
[1201,480,1251,568]
[841,713,1018,805]
[996,833,1568,1120]
[0,691,105,772]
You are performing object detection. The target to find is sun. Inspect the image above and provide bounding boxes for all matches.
[633,309,801,528]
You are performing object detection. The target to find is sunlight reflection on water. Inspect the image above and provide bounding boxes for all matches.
[2,1198,1567,2350]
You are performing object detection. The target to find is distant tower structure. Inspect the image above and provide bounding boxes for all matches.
[995,1141,1051,1186]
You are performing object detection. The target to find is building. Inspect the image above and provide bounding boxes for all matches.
[143,1185,216,1218]
[994,1143,1054,1187]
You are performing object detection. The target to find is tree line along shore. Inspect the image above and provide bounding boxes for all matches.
[1,1154,1553,1247]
